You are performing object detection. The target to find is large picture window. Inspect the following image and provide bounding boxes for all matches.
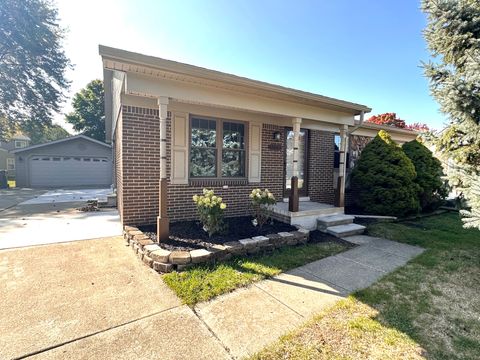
[190,117,246,178]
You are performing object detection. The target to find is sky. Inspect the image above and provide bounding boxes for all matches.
[55,0,446,133]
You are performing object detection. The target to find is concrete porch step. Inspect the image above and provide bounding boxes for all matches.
[317,214,355,230]
[326,223,366,238]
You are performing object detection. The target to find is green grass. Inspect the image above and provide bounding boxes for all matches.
[7,180,15,188]
[251,213,480,360]
[163,242,348,305]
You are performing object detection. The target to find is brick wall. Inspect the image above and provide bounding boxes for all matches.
[120,106,160,225]
[117,106,336,225]
[308,130,335,205]
[167,123,285,221]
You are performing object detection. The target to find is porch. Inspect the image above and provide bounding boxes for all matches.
[272,200,344,230]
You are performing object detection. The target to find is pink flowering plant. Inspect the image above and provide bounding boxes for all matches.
[192,188,227,237]
[249,188,276,228]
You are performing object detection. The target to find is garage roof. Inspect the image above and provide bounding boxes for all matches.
[11,135,111,153]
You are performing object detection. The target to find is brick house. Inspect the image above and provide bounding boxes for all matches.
[100,46,417,237]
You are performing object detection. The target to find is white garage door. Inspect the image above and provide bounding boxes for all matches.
[30,156,111,187]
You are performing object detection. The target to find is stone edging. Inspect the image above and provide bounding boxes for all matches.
[123,226,310,273]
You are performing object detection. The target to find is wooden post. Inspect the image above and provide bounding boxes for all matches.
[157,97,169,242]
[289,176,299,212]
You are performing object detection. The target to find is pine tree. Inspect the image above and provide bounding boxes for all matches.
[350,130,420,217]
[422,0,480,229]
[403,140,447,210]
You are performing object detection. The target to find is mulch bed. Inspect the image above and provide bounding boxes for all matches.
[140,216,297,251]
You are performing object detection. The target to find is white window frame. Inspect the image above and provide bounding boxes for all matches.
[14,140,27,148]
[7,158,15,170]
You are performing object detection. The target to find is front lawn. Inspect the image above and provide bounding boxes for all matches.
[163,239,348,305]
[252,212,480,360]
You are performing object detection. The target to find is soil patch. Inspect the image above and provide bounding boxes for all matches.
[140,216,297,251]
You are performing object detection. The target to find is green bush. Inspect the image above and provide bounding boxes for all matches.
[402,140,447,211]
[350,130,420,217]
[192,189,227,237]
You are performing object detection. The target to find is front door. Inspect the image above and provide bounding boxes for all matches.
[284,128,308,197]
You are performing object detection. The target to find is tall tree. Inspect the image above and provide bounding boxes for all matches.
[65,80,105,141]
[0,0,70,140]
[21,122,70,144]
[422,0,480,229]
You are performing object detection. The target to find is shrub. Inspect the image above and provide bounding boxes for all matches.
[350,130,420,217]
[402,140,447,211]
[192,189,227,237]
[250,188,276,228]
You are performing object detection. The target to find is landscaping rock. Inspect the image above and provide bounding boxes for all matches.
[169,251,191,265]
[124,226,139,232]
[150,249,171,263]
[177,263,195,271]
[223,241,245,255]
[292,231,308,244]
[133,234,149,241]
[239,238,258,249]
[142,255,153,267]
[137,238,155,249]
[143,244,161,254]
[190,249,213,264]
[266,233,283,248]
[252,236,270,247]
[153,261,173,273]
[128,230,143,240]
[207,244,227,260]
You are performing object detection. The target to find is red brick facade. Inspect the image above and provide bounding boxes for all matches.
[116,106,336,225]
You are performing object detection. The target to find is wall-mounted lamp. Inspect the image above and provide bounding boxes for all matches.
[273,131,281,141]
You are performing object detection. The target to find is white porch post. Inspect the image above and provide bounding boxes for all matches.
[157,97,169,242]
[289,117,302,212]
[337,124,348,207]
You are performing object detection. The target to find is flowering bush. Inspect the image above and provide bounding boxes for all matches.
[249,188,276,228]
[192,189,227,237]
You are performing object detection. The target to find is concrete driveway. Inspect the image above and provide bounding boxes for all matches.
[0,237,229,359]
[0,188,122,249]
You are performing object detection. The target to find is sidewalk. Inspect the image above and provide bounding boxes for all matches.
[22,235,423,359]
[194,235,424,359]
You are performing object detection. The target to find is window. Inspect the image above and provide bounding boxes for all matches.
[190,117,246,178]
[7,158,15,170]
[52,157,61,161]
[14,140,27,148]
[334,135,341,168]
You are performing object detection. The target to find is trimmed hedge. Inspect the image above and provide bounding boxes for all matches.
[350,130,420,216]
[402,140,447,210]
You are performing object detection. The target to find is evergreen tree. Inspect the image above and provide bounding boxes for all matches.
[422,0,480,229]
[402,140,447,210]
[350,130,420,217]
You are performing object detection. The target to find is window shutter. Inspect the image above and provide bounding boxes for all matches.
[248,123,262,183]
[171,112,189,184]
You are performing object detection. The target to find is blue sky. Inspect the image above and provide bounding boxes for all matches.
[57,0,445,130]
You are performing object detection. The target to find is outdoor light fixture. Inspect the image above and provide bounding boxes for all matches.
[273,131,281,141]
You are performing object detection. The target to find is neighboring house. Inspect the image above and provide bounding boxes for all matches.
[13,135,113,188]
[100,46,417,229]
[0,133,31,180]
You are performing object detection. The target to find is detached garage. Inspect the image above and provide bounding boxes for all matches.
[13,135,113,188]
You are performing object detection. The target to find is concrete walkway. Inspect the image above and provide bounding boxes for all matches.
[194,235,424,359]
[1,235,423,359]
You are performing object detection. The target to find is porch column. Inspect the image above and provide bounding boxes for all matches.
[289,117,302,212]
[157,97,169,242]
[336,124,348,207]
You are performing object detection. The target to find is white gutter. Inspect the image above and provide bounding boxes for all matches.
[348,110,365,135]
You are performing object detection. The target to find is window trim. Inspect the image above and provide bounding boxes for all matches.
[14,140,27,148]
[189,114,248,180]
[7,158,15,170]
